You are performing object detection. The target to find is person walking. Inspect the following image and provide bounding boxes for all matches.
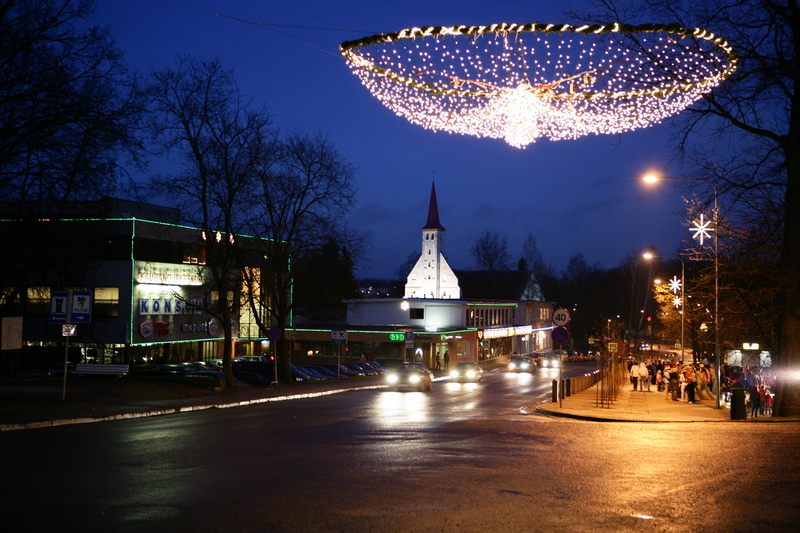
[749,384,761,418]
[443,351,450,370]
[639,361,650,391]
[630,362,641,391]
[684,366,698,403]
[435,351,441,370]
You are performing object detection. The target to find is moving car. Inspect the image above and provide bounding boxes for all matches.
[539,354,561,369]
[386,363,433,391]
[507,355,535,373]
[450,362,483,382]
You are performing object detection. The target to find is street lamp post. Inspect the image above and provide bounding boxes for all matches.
[643,253,685,366]
[644,174,721,409]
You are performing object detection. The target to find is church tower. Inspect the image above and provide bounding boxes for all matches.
[404,182,461,299]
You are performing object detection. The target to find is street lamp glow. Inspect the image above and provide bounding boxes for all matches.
[642,173,721,409]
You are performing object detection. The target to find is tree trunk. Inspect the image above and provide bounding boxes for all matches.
[775,133,800,417]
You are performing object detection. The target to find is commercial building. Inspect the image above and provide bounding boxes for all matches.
[0,199,271,372]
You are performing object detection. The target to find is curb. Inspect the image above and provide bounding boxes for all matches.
[0,385,385,432]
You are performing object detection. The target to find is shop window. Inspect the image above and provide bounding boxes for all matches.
[183,242,207,264]
[410,308,424,319]
[94,287,120,317]
[26,287,50,315]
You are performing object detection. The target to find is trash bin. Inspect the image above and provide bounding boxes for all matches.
[730,387,746,420]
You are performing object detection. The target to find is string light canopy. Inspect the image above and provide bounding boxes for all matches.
[340,22,737,148]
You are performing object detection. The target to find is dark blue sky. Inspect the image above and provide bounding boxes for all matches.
[95,0,696,279]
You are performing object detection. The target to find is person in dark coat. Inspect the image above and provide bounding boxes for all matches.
[749,384,761,418]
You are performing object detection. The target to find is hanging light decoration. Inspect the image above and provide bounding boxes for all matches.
[340,22,737,148]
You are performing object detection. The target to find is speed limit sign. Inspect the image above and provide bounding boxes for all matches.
[552,308,571,327]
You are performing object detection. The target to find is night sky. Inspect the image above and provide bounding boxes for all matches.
[94,0,698,279]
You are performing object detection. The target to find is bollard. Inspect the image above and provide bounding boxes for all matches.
[565,378,572,397]
[730,387,747,420]
[552,379,558,402]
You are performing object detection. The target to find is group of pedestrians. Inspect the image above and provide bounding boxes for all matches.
[628,359,715,405]
[721,365,776,418]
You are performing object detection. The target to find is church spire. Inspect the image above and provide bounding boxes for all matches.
[423,181,445,231]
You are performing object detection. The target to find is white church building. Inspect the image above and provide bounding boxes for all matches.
[403,183,461,300]
[331,182,555,368]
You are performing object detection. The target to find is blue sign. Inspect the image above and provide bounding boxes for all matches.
[267,327,281,341]
[551,326,570,345]
[49,291,69,324]
[70,290,92,323]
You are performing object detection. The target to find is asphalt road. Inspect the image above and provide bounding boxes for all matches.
[3,364,799,533]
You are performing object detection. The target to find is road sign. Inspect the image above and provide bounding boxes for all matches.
[552,308,571,327]
[62,324,77,336]
[49,291,69,324]
[588,336,595,345]
[331,329,347,345]
[267,327,281,341]
[70,290,92,323]
[551,326,570,345]
[608,342,618,352]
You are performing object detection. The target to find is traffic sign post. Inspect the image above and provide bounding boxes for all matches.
[551,326,571,408]
[552,308,571,327]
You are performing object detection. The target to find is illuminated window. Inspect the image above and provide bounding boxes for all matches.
[182,243,206,264]
[26,287,50,315]
[94,287,119,317]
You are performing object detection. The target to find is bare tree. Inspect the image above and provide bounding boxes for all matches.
[0,0,145,310]
[470,229,511,272]
[243,131,362,384]
[147,55,277,387]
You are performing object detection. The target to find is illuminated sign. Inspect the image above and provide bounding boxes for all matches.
[388,333,405,341]
[136,262,203,286]
[743,343,760,350]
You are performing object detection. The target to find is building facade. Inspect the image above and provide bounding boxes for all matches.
[0,201,272,372]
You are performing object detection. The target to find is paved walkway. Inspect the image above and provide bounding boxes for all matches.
[535,381,742,422]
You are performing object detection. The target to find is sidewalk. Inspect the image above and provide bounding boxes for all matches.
[535,381,737,422]
[0,378,384,432]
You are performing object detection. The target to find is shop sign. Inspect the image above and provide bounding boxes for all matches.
[136,262,203,286]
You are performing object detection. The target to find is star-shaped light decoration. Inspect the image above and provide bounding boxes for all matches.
[668,276,682,294]
[672,296,682,308]
[691,213,714,245]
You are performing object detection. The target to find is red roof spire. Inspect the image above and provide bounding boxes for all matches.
[423,181,445,231]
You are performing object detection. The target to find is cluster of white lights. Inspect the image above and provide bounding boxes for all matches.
[341,22,737,148]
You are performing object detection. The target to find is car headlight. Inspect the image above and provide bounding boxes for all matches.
[387,374,398,383]
[466,370,476,378]
[521,362,529,370]
[409,375,420,383]
[552,361,559,368]
[508,363,516,369]
[450,370,458,378]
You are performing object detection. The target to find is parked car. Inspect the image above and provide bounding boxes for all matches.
[450,362,483,382]
[343,363,377,376]
[181,361,218,372]
[289,364,317,382]
[138,364,186,376]
[21,362,76,378]
[353,361,387,374]
[185,370,249,386]
[233,371,272,386]
[386,363,433,392]
[507,355,535,373]
[299,366,333,380]
[305,365,348,379]
[320,364,365,377]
